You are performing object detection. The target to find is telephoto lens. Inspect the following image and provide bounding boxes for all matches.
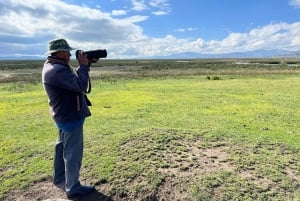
[76,49,107,63]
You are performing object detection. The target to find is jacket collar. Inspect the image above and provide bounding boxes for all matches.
[47,56,69,66]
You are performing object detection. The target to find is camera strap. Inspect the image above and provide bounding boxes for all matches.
[84,94,92,106]
[86,78,91,94]
[84,78,92,106]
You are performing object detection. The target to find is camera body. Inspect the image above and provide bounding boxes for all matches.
[76,49,107,63]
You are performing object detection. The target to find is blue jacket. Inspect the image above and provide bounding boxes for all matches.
[42,56,91,123]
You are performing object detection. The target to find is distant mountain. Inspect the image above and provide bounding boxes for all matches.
[0,55,44,60]
[152,49,300,59]
[1,49,300,60]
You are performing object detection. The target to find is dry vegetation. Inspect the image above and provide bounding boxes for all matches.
[1,58,300,83]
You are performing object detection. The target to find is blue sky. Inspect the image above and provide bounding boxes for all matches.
[1,0,300,59]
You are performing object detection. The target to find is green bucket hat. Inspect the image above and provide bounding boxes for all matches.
[45,38,75,55]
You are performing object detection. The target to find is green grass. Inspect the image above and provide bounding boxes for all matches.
[1,72,300,200]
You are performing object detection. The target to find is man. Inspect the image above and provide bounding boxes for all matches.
[42,38,95,198]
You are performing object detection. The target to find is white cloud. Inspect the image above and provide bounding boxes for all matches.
[127,22,300,57]
[130,0,171,15]
[0,0,147,56]
[208,22,300,53]
[174,27,198,32]
[289,0,300,8]
[122,15,148,23]
[174,28,185,32]
[149,0,170,10]
[112,9,127,16]
[1,0,300,58]
[152,11,168,16]
[131,0,147,11]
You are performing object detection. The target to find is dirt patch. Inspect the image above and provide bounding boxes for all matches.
[4,181,65,201]
[156,177,191,201]
[157,142,235,178]
[285,167,300,183]
[3,181,112,201]
[115,129,237,200]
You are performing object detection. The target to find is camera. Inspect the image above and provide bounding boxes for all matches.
[76,49,107,63]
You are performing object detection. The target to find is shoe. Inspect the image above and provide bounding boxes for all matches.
[53,182,65,191]
[66,185,96,198]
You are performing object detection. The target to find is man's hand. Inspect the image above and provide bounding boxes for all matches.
[77,51,89,66]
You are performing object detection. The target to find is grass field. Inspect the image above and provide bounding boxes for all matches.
[0,59,300,200]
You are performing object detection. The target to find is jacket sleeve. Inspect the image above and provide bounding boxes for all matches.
[51,64,90,93]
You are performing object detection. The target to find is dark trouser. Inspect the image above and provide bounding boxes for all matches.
[53,126,83,194]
